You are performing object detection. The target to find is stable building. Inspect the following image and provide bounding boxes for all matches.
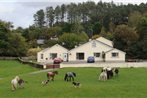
[37,37,126,63]
[68,37,125,62]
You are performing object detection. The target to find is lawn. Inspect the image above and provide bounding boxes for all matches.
[0,60,147,98]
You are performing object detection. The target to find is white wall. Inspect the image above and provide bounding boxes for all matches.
[105,49,126,62]
[37,44,68,63]
[60,62,147,68]
[68,40,113,61]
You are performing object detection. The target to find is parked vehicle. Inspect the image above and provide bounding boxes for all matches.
[53,58,63,64]
[87,56,95,63]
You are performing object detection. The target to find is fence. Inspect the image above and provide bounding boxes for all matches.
[17,57,44,69]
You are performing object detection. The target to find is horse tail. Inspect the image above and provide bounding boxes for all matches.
[64,74,67,81]
[47,73,49,79]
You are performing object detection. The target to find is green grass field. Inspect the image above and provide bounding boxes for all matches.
[0,60,147,98]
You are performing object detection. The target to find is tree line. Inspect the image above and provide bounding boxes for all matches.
[0,1,147,59]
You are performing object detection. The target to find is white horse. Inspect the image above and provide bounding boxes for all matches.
[99,70,107,81]
[11,76,20,91]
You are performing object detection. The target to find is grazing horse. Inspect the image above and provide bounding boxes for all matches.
[11,76,20,91]
[114,68,119,75]
[47,71,58,81]
[99,70,107,81]
[64,72,76,81]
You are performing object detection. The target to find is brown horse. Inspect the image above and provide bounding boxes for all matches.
[47,71,58,81]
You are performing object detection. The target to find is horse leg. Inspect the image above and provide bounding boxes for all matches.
[67,77,69,81]
[47,74,49,79]
[11,84,16,91]
[72,77,74,81]
[69,77,71,81]
[52,76,54,81]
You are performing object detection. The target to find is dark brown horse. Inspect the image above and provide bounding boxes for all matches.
[47,71,58,81]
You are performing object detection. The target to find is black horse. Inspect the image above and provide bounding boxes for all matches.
[102,67,113,79]
[114,68,119,75]
[64,72,76,81]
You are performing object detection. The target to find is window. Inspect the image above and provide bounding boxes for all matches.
[92,41,96,48]
[76,53,84,60]
[50,53,57,60]
[41,54,43,59]
[94,53,100,57]
[112,52,119,57]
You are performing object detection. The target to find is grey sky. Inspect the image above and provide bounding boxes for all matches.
[0,0,146,28]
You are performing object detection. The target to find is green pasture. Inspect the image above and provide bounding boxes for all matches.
[0,60,147,98]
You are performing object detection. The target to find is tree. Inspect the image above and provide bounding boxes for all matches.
[8,33,28,56]
[0,20,13,56]
[92,22,102,35]
[61,4,66,22]
[134,17,147,59]
[128,11,142,29]
[70,21,84,34]
[59,32,88,49]
[59,33,80,49]
[46,7,55,27]
[54,6,61,24]
[34,9,45,27]
[137,17,147,40]
[113,25,138,58]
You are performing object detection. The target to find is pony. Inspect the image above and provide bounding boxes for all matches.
[114,68,119,75]
[64,72,76,82]
[47,71,58,81]
[41,79,50,86]
[99,70,107,81]
[106,67,113,79]
[72,81,81,88]
[101,67,113,79]
[18,79,27,88]
[11,76,20,91]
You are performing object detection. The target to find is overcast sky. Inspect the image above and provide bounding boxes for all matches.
[0,0,146,28]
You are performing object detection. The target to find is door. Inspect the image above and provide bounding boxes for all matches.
[63,53,68,61]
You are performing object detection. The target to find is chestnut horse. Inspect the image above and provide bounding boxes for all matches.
[47,71,58,81]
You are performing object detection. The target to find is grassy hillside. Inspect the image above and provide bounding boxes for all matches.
[0,60,147,98]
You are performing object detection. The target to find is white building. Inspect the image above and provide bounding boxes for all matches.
[37,37,126,63]
[37,44,68,63]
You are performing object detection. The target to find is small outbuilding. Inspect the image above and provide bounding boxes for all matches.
[37,44,68,63]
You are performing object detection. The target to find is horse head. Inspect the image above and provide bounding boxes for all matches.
[72,72,76,77]
[54,71,58,75]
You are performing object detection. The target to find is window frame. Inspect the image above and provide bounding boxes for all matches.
[111,52,119,58]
